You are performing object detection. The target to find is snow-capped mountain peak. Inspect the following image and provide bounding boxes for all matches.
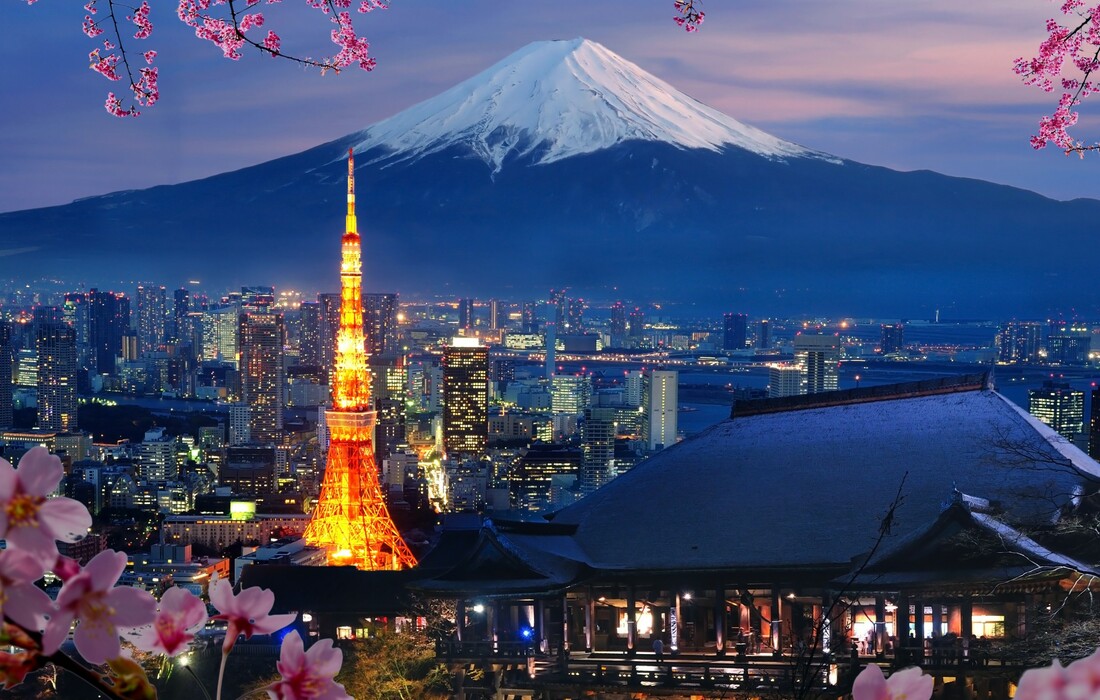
[349,38,826,171]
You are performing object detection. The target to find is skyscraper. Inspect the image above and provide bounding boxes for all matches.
[458,298,474,331]
[88,289,130,376]
[0,321,12,430]
[443,337,489,457]
[723,313,747,351]
[489,299,501,331]
[610,301,627,342]
[881,323,905,355]
[549,289,567,330]
[641,369,677,452]
[768,365,803,398]
[522,301,539,334]
[551,373,592,415]
[1028,381,1084,440]
[363,292,399,358]
[794,333,840,394]
[298,301,323,367]
[628,307,645,337]
[1046,323,1090,366]
[319,292,341,383]
[757,319,771,349]
[567,298,586,332]
[238,311,286,443]
[37,323,77,432]
[136,283,167,356]
[170,288,191,343]
[304,150,415,571]
[581,407,616,495]
[997,321,1041,364]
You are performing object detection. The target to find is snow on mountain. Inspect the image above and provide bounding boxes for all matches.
[349,38,832,172]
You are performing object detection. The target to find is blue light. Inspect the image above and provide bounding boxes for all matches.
[520,627,533,640]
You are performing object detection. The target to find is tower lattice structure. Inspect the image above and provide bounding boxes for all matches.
[304,150,417,571]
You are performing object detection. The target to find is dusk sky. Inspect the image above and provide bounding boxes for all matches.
[1,0,1097,214]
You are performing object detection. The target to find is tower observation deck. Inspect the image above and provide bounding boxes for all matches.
[303,150,417,571]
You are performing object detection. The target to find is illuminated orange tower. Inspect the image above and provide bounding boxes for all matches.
[304,150,417,571]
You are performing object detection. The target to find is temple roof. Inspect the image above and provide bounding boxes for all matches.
[544,377,1100,574]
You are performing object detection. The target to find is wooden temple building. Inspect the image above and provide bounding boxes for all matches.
[253,374,1100,699]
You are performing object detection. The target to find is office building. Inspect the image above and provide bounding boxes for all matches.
[319,292,341,383]
[794,333,840,394]
[641,369,677,452]
[567,298,585,332]
[511,445,581,512]
[458,298,474,331]
[88,288,130,375]
[757,319,771,349]
[997,321,1042,364]
[1046,323,1091,366]
[581,407,616,495]
[723,313,747,351]
[1028,380,1085,440]
[238,312,286,442]
[768,364,803,398]
[36,323,77,432]
[610,302,627,343]
[549,289,567,330]
[628,308,645,337]
[881,323,905,355]
[298,301,323,367]
[442,337,489,457]
[551,373,592,416]
[202,305,240,366]
[135,283,167,356]
[522,302,539,334]
[363,292,399,358]
[489,299,501,331]
[170,288,190,343]
[0,321,12,430]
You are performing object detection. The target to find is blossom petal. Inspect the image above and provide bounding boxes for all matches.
[42,612,74,656]
[0,548,47,583]
[6,520,60,560]
[209,576,233,612]
[277,630,307,675]
[886,666,933,700]
[83,550,127,591]
[305,638,342,677]
[1017,660,1067,700]
[852,663,888,700]
[4,583,56,632]
[106,585,157,627]
[253,612,296,636]
[17,447,63,497]
[74,615,122,665]
[39,497,92,542]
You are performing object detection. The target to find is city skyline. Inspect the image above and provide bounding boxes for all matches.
[1,0,1097,218]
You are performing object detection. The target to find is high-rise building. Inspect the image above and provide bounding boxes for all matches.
[641,369,677,452]
[458,298,474,331]
[319,292,341,383]
[723,313,747,351]
[0,321,13,430]
[997,321,1042,364]
[238,312,286,442]
[757,319,771,349]
[298,301,323,367]
[135,283,167,356]
[610,301,627,342]
[363,292,399,358]
[443,337,489,457]
[511,445,581,512]
[201,306,239,365]
[768,365,803,398]
[522,302,539,334]
[489,299,501,331]
[628,308,645,337]
[1046,323,1091,366]
[881,323,905,355]
[581,407,616,495]
[1090,387,1100,460]
[794,334,840,394]
[170,288,191,342]
[241,286,275,310]
[1028,381,1084,440]
[567,298,586,332]
[37,323,77,432]
[88,289,130,376]
[549,289,567,330]
[551,373,592,415]
[304,150,416,571]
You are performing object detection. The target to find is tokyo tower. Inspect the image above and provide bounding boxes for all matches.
[303,150,417,571]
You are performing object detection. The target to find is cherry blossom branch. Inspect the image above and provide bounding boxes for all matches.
[673,0,704,32]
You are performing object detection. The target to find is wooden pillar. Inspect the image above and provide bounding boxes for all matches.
[874,596,887,658]
[491,600,500,652]
[715,586,727,656]
[961,597,973,663]
[913,598,925,664]
[930,603,942,638]
[672,591,682,652]
[535,598,545,652]
[626,585,637,655]
[770,587,782,656]
[455,599,466,642]
[561,592,570,654]
[584,588,595,653]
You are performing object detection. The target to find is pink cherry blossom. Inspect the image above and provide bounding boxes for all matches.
[44,550,157,665]
[1017,659,1067,699]
[1065,648,1100,698]
[264,631,350,700]
[852,664,933,700]
[0,548,55,634]
[130,586,208,656]
[209,575,296,654]
[0,447,92,561]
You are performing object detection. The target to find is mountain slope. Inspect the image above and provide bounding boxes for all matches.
[0,39,1097,317]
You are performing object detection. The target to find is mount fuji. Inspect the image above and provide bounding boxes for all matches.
[2,38,1098,316]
